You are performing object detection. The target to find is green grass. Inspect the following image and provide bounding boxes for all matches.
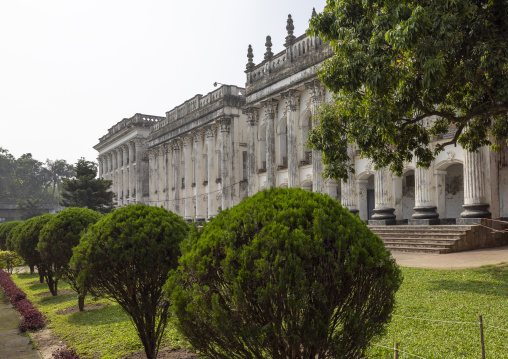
[367,264,508,358]
[11,265,508,359]
[11,273,189,359]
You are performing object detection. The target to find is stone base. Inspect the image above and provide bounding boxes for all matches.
[456,218,484,225]
[460,203,491,219]
[372,207,396,220]
[408,218,440,225]
[368,219,396,226]
[412,206,439,220]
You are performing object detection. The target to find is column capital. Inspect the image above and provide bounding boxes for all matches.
[182,135,193,148]
[192,129,206,143]
[163,142,172,153]
[243,107,259,127]
[219,117,232,133]
[205,123,218,138]
[260,99,278,119]
[171,139,181,151]
[281,89,300,112]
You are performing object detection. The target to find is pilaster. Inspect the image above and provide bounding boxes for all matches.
[244,108,259,196]
[172,140,181,215]
[305,79,325,193]
[282,89,300,188]
[206,125,218,219]
[182,135,194,222]
[261,99,278,188]
[220,118,232,210]
[194,130,206,223]
[341,145,358,214]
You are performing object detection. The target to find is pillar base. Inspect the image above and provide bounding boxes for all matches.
[408,219,440,225]
[372,207,396,220]
[349,209,359,215]
[368,219,396,226]
[412,206,439,220]
[456,218,485,225]
[460,203,491,219]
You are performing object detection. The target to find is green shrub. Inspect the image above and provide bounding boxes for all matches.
[168,187,403,359]
[0,221,22,251]
[38,208,102,300]
[71,204,189,359]
[9,214,53,279]
[0,251,24,273]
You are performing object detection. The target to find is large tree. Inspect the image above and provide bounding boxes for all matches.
[60,158,115,214]
[308,0,508,180]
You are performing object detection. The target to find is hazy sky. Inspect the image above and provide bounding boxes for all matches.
[1,0,327,165]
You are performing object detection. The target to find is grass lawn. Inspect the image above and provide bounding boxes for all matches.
[11,264,508,359]
[11,273,189,359]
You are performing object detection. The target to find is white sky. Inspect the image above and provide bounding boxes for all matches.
[0,0,327,165]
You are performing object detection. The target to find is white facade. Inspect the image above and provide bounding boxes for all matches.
[95,11,508,225]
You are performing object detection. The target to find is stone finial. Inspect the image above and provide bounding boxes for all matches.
[285,14,296,46]
[264,36,273,60]
[312,8,317,18]
[246,44,254,70]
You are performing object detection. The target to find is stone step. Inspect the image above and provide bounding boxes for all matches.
[375,232,466,239]
[381,238,458,245]
[383,241,453,249]
[370,227,469,233]
[385,246,451,254]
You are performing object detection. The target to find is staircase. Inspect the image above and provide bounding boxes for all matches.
[369,225,474,254]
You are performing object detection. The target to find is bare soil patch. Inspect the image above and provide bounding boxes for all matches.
[122,348,199,358]
[56,303,110,315]
[31,327,64,359]
[35,289,75,297]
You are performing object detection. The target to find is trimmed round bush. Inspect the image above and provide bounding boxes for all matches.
[71,204,189,359]
[38,208,102,297]
[0,221,23,251]
[168,187,402,359]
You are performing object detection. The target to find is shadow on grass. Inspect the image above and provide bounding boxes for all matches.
[65,303,130,326]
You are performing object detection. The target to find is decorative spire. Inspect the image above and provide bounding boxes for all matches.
[312,8,317,18]
[246,45,254,70]
[264,36,273,60]
[285,14,296,46]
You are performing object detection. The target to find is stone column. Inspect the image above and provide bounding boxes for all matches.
[434,170,447,220]
[133,138,144,204]
[341,145,358,214]
[220,118,232,210]
[356,179,369,221]
[305,79,325,193]
[172,140,181,215]
[261,99,277,188]
[98,157,103,179]
[458,148,491,223]
[194,131,205,223]
[122,145,129,205]
[183,136,193,222]
[244,108,259,196]
[128,141,135,204]
[409,166,439,224]
[148,149,155,205]
[117,149,123,206]
[369,167,396,225]
[282,89,300,188]
[164,143,171,210]
[206,125,218,219]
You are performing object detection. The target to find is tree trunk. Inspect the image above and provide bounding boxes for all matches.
[78,294,85,312]
[29,264,35,274]
[45,275,58,296]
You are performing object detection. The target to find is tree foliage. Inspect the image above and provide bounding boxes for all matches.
[71,204,189,359]
[308,0,508,180]
[60,158,115,214]
[0,251,24,273]
[38,208,102,298]
[0,220,22,250]
[168,188,402,359]
[9,214,53,280]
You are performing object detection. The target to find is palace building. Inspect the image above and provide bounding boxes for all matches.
[95,9,508,239]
